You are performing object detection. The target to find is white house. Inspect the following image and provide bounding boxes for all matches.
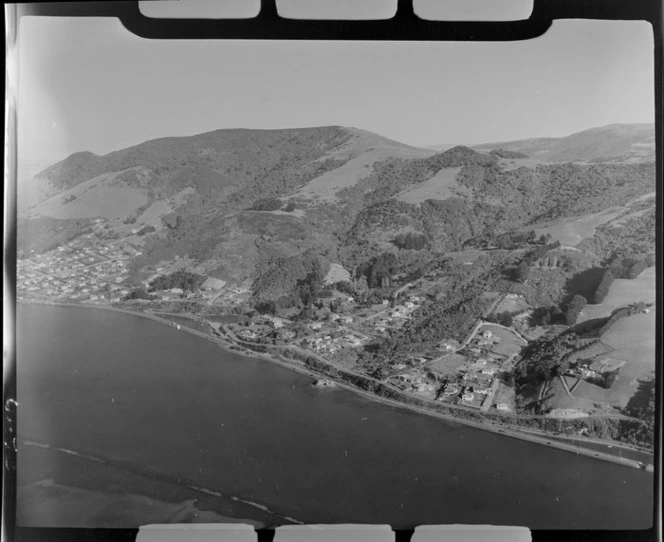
[496,403,510,412]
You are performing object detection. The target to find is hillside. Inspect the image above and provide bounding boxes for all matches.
[18,126,355,212]
[18,124,656,303]
[472,123,655,164]
[17,123,657,441]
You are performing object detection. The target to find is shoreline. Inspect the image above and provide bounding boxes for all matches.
[18,299,654,472]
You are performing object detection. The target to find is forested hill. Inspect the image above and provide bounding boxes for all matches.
[18,124,656,303]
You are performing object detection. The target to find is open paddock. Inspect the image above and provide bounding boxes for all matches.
[428,353,468,376]
[533,206,625,246]
[479,324,527,357]
[579,267,656,323]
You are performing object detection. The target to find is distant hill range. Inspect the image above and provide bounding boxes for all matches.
[471,123,655,164]
[18,123,656,295]
[18,126,432,212]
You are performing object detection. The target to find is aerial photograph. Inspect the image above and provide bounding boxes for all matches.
[14,14,656,531]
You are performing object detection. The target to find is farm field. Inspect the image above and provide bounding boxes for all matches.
[578,266,656,323]
[479,323,527,357]
[541,377,621,414]
[543,356,651,413]
[543,291,655,414]
[600,310,655,372]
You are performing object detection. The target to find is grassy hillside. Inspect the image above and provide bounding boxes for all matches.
[474,123,654,163]
[17,217,95,257]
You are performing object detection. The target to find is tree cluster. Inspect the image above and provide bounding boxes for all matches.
[162,214,181,229]
[391,232,429,251]
[515,333,577,386]
[562,294,587,326]
[486,311,514,327]
[136,225,156,236]
[149,270,205,292]
[125,288,156,301]
[592,269,614,304]
[619,377,655,447]
[596,303,647,337]
[360,252,399,289]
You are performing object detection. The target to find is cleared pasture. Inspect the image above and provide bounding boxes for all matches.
[479,323,527,357]
[26,169,148,221]
[601,311,655,372]
[578,266,655,323]
[294,135,433,203]
[137,187,196,228]
[395,167,464,204]
[323,263,351,285]
[494,294,529,314]
[533,206,625,246]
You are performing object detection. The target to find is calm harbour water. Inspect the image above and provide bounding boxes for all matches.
[16,304,654,529]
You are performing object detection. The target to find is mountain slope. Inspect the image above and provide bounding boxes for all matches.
[472,123,655,163]
[19,126,354,212]
[17,125,656,300]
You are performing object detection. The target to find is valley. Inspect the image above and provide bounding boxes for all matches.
[16,123,657,465]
